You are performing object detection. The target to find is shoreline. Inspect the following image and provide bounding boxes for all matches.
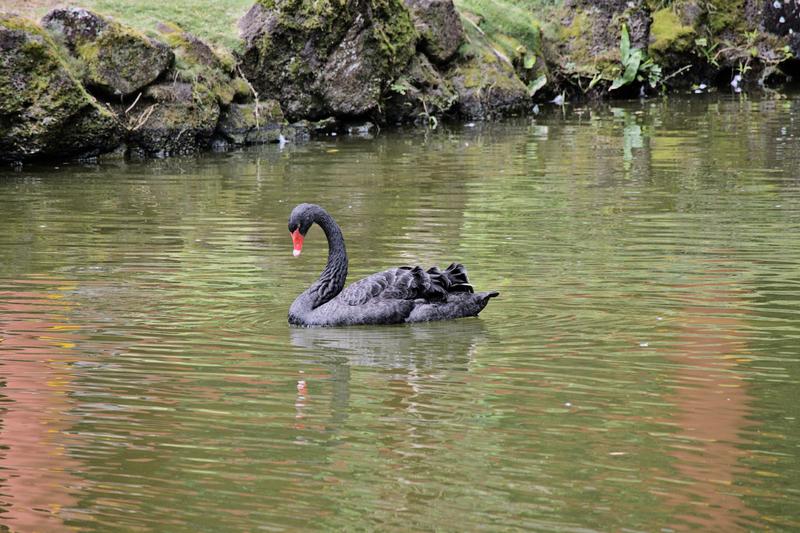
[2,1,799,167]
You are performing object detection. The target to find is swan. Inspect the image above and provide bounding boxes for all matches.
[287,203,498,326]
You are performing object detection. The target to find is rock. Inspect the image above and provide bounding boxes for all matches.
[647,6,698,87]
[156,22,239,106]
[384,53,457,123]
[41,7,172,97]
[551,0,652,84]
[291,117,340,135]
[447,22,528,120]
[647,0,798,90]
[747,0,800,55]
[404,0,465,63]
[346,122,377,136]
[0,14,121,163]
[125,82,220,157]
[238,0,417,121]
[318,17,383,117]
[216,99,284,145]
[750,0,800,36]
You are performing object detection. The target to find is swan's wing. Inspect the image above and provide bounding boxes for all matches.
[339,264,474,306]
[338,267,431,305]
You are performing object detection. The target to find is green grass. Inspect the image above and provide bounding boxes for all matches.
[7,0,253,50]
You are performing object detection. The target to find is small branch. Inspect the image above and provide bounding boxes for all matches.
[130,104,157,131]
[236,65,260,130]
[662,64,693,83]
[125,92,143,115]
[174,126,188,143]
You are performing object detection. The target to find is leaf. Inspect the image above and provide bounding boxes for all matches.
[587,73,602,91]
[523,53,536,70]
[695,37,707,47]
[390,79,410,95]
[610,48,641,91]
[527,74,547,97]
[620,23,631,65]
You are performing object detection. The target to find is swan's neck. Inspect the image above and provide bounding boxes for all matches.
[290,209,348,320]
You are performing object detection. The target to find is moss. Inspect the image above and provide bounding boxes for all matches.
[1,14,119,161]
[41,9,173,96]
[158,23,238,106]
[451,16,528,95]
[369,0,417,74]
[456,0,546,83]
[1,15,100,113]
[553,9,612,78]
[706,0,745,35]
[650,7,696,56]
[454,0,543,54]
[232,77,253,101]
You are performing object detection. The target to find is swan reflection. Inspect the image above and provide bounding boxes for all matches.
[290,319,491,429]
[290,318,488,370]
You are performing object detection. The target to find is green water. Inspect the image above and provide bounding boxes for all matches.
[1,96,799,532]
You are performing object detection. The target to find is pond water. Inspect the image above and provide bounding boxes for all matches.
[1,96,800,532]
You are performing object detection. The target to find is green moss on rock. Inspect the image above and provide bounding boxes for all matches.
[41,7,173,96]
[447,15,528,119]
[239,0,418,120]
[649,7,695,57]
[157,22,238,106]
[1,13,120,162]
[216,99,286,145]
[125,81,220,157]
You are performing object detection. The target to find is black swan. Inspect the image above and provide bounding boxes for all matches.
[288,203,499,327]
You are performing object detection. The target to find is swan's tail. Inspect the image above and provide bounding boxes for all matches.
[427,263,474,294]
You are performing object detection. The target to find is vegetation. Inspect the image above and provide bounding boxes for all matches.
[3,0,253,49]
[610,24,662,91]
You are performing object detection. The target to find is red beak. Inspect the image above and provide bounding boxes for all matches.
[291,229,304,257]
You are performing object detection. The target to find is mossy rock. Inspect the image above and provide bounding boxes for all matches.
[125,81,220,157]
[649,8,696,57]
[384,53,458,123]
[238,0,418,120]
[650,0,796,88]
[0,14,121,163]
[216,99,286,145]
[404,0,465,63]
[447,17,528,119]
[41,7,173,97]
[549,0,652,85]
[156,22,238,106]
[645,6,700,87]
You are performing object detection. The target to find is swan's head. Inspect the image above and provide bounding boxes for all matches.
[287,203,320,257]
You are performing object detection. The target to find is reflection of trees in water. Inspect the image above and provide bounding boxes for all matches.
[652,259,758,530]
[0,279,84,532]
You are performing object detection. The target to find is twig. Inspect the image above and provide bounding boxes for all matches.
[125,92,143,115]
[130,104,157,131]
[174,127,188,143]
[236,65,260,129]
[662,64,693,83]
